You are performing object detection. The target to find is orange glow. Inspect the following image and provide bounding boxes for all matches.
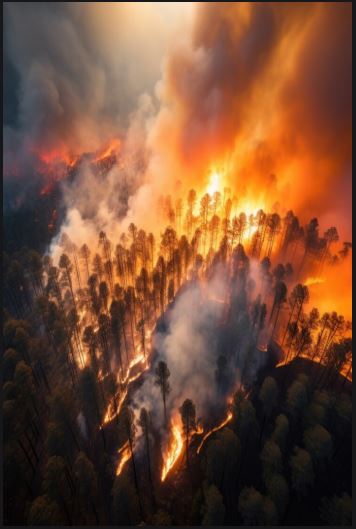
[31,143,79,170]
[196,411,233,454]
[195,423,204,435]
[101,327,154,427]
[93,138,121,163]
[116,441,131,476]
[102,389,128,426]
[304,277,326,287]
[206,169,222,196]
[161,415,184,482]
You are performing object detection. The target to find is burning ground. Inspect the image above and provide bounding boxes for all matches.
[3,2,352,526]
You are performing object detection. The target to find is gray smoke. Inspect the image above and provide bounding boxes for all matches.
[131,261,267,437]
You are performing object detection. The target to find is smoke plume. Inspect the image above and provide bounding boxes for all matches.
[4,3,351,239]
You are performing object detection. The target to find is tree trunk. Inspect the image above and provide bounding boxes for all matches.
[163,392,167,429]
[282,299,296,346]
[128,436,143,519]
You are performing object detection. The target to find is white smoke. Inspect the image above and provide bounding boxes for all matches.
[131,261,267,436]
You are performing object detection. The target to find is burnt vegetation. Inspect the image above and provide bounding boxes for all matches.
[3,186,352,525]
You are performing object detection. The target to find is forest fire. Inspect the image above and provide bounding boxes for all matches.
[102,389,128,427]
[3,3,351,526]
[33,137,122,199]
[93,138,121,164]
[116,441,131,476]
[206,169,223,196]
[304,277,326,287]
[32,144,79,169]
[196,411,233,455]
[101,335,152,427]
[161,416,184,482]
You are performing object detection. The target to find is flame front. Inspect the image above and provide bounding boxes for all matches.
[196,411,233,454]
[206,169,222,196]
[161,419,184,482]
[116,441,131,476]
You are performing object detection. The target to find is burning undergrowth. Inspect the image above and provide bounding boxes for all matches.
[130,259,270,482]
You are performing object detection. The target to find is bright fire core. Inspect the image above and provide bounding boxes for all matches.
[207,170,222,196]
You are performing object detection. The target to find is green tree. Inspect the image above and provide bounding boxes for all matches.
[46,422,71,458]
[258,376,278,444]
[260,439,282,480]
[3,348,21,381]
[289,447,314,497]
[232,397,259,449]
[206,428,240,493]
[238,486,278,525]
[303,424,332,464]
[287,379,308,419]
[112,474,140,525]
[265,473,289,519]
[271,414,289,451]
[201,484,225,525]
[27,495,64,525]
[320,492,352,526]
[42,456,73,524]
[74,452,99,523]
[151,509,172,525]
[303,391,330,429]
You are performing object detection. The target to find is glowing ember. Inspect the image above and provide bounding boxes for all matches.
[195,424,204,435]
[196,411,233,454]
[161,418,184,482]
[116,441,131,476]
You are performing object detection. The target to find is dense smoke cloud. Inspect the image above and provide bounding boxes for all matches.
[4,2,351,240]
[128,2,351,237]
[3,2,192,183]
[132,279,230,430]
[132,262,268,436]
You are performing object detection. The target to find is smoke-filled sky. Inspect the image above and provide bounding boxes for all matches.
[3,2,352,239]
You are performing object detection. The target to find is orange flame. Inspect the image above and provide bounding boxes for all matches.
[93,138,121,163]
[206,169,223,196]
[102,388,128,426]
[196,411,233,454]
[304,277,326,287]
[34,145,79,168]
[161,416,184,482]
[116,441,131,476]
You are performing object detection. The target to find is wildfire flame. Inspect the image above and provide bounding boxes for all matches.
[161,417,184,482]
[93,138,121,163]
[102,388,128,426]
[207,169,222,196]
[101,328,152,427]
[33,144,79,168]
[196,411,233,454]
[116,441,131,476]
